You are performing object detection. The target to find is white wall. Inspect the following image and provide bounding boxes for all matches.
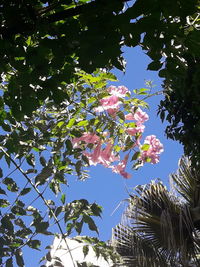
[46,236,113,267]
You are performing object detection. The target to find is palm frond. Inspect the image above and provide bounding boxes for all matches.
[112,178,200,266]
[112,223,169,267]
[170,156,200,232]
[170,156,200,207]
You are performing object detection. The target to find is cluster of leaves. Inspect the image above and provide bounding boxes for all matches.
[157,8,200,164]
[0,70,153,265]
[1,0,200,161]
[0,0,126,119]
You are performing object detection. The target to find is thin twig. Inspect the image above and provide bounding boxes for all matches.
[0,147,76,267]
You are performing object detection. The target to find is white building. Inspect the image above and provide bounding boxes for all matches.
[46,236,114,267]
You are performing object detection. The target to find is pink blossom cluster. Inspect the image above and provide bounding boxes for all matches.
[139,135,164,164]
[94,85,129,116]
[111,154,131,179]
[72,132,131,179]
[72,85,164,179]
[107,85,130,97]
[125,107,149,136]
[84,142,120,167]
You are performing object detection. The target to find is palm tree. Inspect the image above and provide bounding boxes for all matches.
[112,157,200,266]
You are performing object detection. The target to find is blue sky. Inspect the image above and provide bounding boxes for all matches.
[65,46,184,242]
[4,46,184,266]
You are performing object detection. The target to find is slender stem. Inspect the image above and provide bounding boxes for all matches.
[142,90,163,101]
[0,147,76,267]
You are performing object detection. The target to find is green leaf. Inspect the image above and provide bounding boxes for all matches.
[101,72,117,81]
[0,199,10,207]
[125,122,136,128]
[14,218,26,228]
[61,193,66,204]
[15,249,24,267]
[75,220,83,235]
[26,153,35,167]
[34,221,49,234]
[46,251,52,262]
[20,188,31,196]
[11,206,26,216]
[16,200,25,207]
[75,160,82,176]
[90,203,102,217]
[65,139,73,152]
[16,228,32,238]
[55,206,63,217]
[54,173,66,184]
[0,187,6,195]
[83,245,89,258]
[141,144,150,151]
[88,97,96,104]
[160,109,165,122]
[83,215,99,234]
[27,240,41,250]
[131,151,141,161]
[1,215,14,231]
[5,155,11,167]
[117,111,125,120]
[67,118,76,128]
[49,181,60,195]
[35,166,53,186]
[6,258,13,267]
[56,121,65,128]
[66,222,73,235]
[124,136,135,151]
[26,169,37,174]
[134,88,149,95]
[82,154,90,165]
[114,144,121,153]
[3,177,18,192]
[39,156,47,167]
[77,120,89,127]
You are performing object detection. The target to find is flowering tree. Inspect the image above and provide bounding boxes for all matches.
[72,81,163,179]
[0,70,163,266]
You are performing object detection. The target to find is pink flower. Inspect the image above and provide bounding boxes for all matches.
[133,107,149,124]
[84,141,102,166]
[107,85,130,97]
[125,113,135,120]
[125,108,149,124]
[126,124,145,136]
[99,143,120,167]
[112,154,131,179]
[94,95,121,116]
[72,133,100,147]
[84,142,119,167]
[100,95,119,107]
[140,135,164,164]
[125,108,149,125]
[94,85,130,116]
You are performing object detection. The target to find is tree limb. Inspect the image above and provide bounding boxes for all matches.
[45,0,98,23]
[0,146,77,267]
[0,0,107,37]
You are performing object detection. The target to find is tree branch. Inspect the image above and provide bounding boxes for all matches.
[0,0,104,37]
[0,146,76,267]
[45,0,98,23]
